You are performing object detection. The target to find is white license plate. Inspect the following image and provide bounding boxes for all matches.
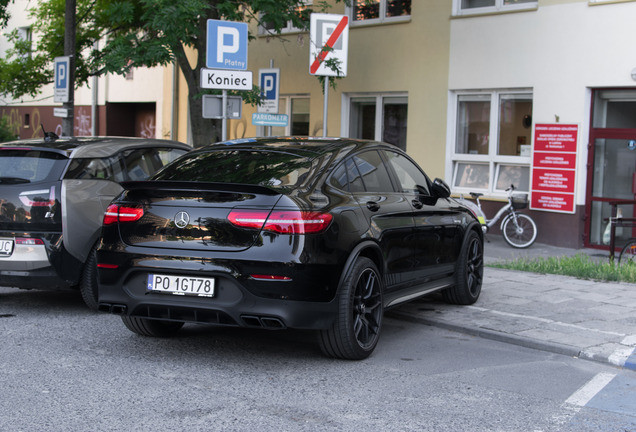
[0,239,14,257]
[147,274,215,297]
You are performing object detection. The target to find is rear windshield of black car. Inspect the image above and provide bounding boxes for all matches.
[0,149,68,184]
[154,149,314,190]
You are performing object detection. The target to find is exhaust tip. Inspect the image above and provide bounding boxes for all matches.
[97,303,127,314]
[97,303,112,313]
[260,317,285,329]
[241,315,286,329]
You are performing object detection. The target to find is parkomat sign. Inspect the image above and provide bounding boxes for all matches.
[530,124,578,214]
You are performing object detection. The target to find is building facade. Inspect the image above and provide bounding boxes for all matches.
[447,0,636,249]
[0,3,170,141]
[2,0,635,250]
[207,0,636,250]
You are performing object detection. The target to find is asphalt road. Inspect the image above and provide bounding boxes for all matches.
[2,286,636,431]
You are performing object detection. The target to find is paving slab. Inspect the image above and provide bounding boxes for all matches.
[389,235,636,371]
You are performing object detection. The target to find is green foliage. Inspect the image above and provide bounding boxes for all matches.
[316,57,344,93]
[0,0,346,145]
[0,0,340,96]
[0,116,17,142]
[0,0,12,29]
[0,29,53,98]
[489,254,636,284]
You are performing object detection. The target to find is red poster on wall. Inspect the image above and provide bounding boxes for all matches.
[530,124,578,214]
[531,168,576,193]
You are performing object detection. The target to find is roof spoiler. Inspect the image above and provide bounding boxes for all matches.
[120,180,281,196]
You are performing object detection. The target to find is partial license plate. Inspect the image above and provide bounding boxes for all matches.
[147,274,215,297]
[0,239,14,257]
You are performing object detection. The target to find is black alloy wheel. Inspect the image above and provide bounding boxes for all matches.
[319,257,383,360]
[443,230,483,305]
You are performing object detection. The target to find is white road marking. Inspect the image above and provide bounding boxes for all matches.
[466,306,626,337]
[622,335,636,346]
[565,372,616,407]
[608,347,636,366]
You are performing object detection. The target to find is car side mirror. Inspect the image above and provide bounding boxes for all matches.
[431,178,451,199]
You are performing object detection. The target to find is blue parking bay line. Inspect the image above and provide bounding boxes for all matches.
[624,349,636,371]
[586,374,636,418]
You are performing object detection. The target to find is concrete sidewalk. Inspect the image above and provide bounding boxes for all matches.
[390,235,636,371]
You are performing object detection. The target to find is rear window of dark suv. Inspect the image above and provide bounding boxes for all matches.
[0,149,68,184]
[154,149,315,191]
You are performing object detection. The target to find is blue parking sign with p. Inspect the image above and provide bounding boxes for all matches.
[56,61,67,89]
[54,56,70,103]
[261,72,277,99]
[257,68,279,114]
[206,20,248,70]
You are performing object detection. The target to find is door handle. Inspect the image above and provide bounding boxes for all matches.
[411,200,423,209]
[366,201,380,212]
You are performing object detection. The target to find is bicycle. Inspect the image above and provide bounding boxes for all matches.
[458,184,538,248]
[619,241,636,265]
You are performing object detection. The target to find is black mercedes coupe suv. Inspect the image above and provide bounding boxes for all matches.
[97,137,484,359]
[0,136,190,309]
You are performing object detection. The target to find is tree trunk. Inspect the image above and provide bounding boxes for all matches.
[175,54,221,147]
[173,10,224,148]
[190,96,220,147]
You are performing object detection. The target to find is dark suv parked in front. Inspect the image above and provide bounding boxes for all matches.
[0,136,190,309]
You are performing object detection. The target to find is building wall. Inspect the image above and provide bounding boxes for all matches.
[0,2,167,140]
[448,0,636,203]
[229,0,452,180]
[447,0,636,248]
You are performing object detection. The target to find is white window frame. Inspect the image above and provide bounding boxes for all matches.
[447,89,533,196]
[258,95,310,137]
[346,0,411,27]
[17,26,32,59]
[259,0,312,35]
[341,92,409,149]
[452,0,537,16]
[589,0,636,4]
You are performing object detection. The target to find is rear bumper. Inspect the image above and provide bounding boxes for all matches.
[0,268,71,290]
[96,249,343,330]
[97,278,339,330]
[0,243,71,290]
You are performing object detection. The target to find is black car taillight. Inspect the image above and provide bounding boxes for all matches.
[103,204,144,225]
[227,209,332,234]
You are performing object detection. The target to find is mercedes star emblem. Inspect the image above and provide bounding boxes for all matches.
[174,211,190,228]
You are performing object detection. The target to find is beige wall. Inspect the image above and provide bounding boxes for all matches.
[164,1,453,179]
[245,0,452,178]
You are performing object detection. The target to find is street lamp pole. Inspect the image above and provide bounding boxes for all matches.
[62,0,75,136]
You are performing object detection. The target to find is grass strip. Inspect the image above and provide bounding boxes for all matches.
[488,253,636,284]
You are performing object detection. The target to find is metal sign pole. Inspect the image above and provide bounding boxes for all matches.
[269,59,273,137]
[222,89,227,141]
[323,78,328,137]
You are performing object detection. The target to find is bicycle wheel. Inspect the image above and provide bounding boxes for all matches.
[618,240,636,265]
[502,213,537,248]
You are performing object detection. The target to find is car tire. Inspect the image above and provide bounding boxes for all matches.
[121,316,185,337]
[79,244,99,311]
[319,257,383,360]
[443,229,483,305]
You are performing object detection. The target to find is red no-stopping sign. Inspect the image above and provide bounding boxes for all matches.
[309,14,349,77]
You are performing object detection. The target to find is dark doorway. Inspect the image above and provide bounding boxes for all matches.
[105,103,156,138]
